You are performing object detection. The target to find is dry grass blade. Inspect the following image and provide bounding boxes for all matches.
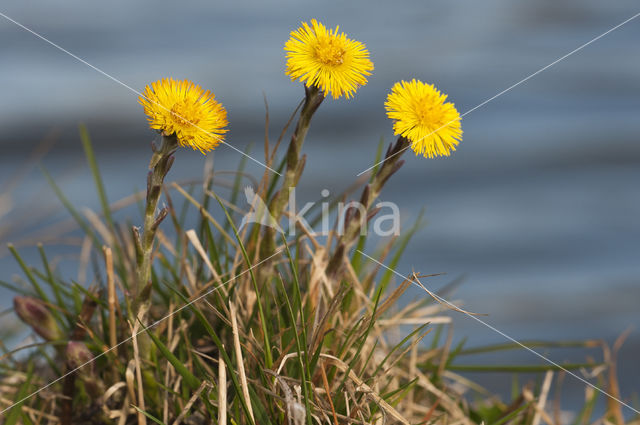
[531,371,554,425]
[172,381,209,425]
[104,247,117,356]
[186,229,224,286]
[171,182,236,246]
[411,272,485,317]
[230,301,255,423]
[130,317,148,425]
[320,363,339,425]
[218,349,227,425]
[320,354,410,425]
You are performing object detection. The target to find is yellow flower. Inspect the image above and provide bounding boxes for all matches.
[139,78,228,154]
[284,19,373,99]
[385,79,462,158]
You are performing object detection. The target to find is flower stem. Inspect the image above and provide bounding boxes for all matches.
[136,134,177,303]
[326,136,410,278]
[274,85,323,218]
[262,85,324,256]
[127,134,176,407]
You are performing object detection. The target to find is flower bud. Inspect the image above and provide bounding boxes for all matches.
[13,296,64,341]
[66,341,104,397]
[65,341,94,370]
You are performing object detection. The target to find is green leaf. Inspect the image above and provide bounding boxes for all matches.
[79,124,115,232]
[41,166,101,249]
[378,208,425,293]
[145,327,200,391]
[131,405,168,425]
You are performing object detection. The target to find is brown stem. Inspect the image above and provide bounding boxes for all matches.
[60,373,75,425]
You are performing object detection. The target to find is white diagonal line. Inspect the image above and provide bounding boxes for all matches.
[0,11,281,176]
[0,249,283,416]
[357,11,640,177]
[357,249,640,415]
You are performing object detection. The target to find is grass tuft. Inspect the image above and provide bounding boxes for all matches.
[0,106,636,425]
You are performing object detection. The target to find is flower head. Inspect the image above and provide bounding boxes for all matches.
[285,19,373,99]
[139,78,228,154]
[385,79,462,158]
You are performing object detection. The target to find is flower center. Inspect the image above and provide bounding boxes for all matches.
[170,101,198,127]
[414,99,441,127]
[315,39,346,66]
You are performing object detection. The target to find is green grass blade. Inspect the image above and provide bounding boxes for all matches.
[79,124,115,232]
[19,412,35,425]
[7,244,48,302]
[166,284,256,425]
[382,377,418,407]
[350,234,367,275]
[265,155,287,201]
[492,402,530,425]
[224,147,250,235]
[459,340,597,355]
[276,274,312,425]
[37,244,66,312]
[445,362,601,373]
[378,209,425,293]
[0,279,31,296]
[370,323,429,379]
[369,137,385,183]
[131,405,168,425]
[444,337,467,369]
[334,287,383,398]
[42,167,102,248]
[145,324,200,391]
[572,384,600,425]
[248,385,274,425]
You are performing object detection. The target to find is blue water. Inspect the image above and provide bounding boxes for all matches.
[1,0,639,408]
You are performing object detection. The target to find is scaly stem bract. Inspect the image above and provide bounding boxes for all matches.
[136,134,177,302]
[131,133,177,404]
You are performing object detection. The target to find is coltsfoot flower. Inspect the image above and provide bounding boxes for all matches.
[385,79,462,158]
[139,78,228,154]
[285,19,373,99]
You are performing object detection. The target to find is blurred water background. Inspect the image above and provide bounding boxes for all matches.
[1,0,639,410]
